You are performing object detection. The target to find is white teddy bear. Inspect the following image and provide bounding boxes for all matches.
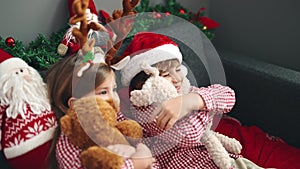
[130,63,242,169]
[130,63,178,106]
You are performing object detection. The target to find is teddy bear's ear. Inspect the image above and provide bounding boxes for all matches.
[130,90,152,107]
[60,114,72,137]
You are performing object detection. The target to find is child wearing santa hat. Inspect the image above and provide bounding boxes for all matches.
[0,49,57,169]
[118,32,267,168]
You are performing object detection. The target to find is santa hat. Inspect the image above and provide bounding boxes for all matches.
[120,32,183,86]
[0,49,29,77]
[0,48,13,63]
[68,0,98,22]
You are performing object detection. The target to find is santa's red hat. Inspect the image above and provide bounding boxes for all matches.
[0,49,29,77]
[120,32,183,86]
[0,48,13,63]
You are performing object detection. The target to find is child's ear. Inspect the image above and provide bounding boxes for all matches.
[181,65,188,76]
[68,97,77,108]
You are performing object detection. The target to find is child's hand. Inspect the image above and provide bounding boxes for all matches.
[131,143,152,158]
[150,93,204,130]
[150,95,184,130]
[131,143,155,169]
[106,144,136,159]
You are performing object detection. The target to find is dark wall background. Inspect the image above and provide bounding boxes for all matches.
[209,0,300,72]
[207,0,300,148]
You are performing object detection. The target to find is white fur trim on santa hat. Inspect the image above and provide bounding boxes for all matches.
[121,44,182,86]
[3,125,56,159]
[0,58,29,76]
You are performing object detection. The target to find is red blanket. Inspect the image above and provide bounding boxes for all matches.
[215,116,300,169]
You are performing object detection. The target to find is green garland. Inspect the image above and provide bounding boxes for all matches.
[133,0,217,40]
[0,0,217,71]
[0,26,67,70]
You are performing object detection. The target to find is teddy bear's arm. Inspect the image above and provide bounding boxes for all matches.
[60,115,72,138]
[80,146,124,169]
[116,120,143,140]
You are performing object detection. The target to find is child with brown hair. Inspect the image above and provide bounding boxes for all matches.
[45,51,156,169]
[118,32,265,169]
[45,0,156,167]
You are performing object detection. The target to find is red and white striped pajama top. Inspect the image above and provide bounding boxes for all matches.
[131,84,240,168]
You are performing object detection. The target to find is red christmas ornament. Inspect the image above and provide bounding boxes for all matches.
[165,11,171,16]
[199,16,220,29]
[5,37,16,47]
[179,9,185,14]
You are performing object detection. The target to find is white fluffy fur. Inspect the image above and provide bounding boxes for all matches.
[130,63,178,106]
[0,67,51,119]
[130,75,178,107]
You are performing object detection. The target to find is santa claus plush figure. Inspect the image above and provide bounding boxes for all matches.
[0,49,57,169]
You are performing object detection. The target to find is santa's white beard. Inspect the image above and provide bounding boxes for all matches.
[0,67,51,119]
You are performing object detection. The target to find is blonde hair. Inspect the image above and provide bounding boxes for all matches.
[154,59,180,75]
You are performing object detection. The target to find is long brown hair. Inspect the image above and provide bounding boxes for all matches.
[45,54,113,169]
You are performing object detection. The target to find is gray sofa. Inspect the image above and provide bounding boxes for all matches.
[219,51,300,148]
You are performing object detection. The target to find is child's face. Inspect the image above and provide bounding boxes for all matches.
[85,71,120,105]
[159,61,184,93]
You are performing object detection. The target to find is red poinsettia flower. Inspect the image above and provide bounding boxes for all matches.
[199,16,220,29]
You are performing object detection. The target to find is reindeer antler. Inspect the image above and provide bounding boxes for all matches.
[122,0,139,16]
[105,0,140,66]
[70,0,109,77]
[70,0,105,55]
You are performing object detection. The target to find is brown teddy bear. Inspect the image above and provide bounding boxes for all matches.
[60,95,143,169]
